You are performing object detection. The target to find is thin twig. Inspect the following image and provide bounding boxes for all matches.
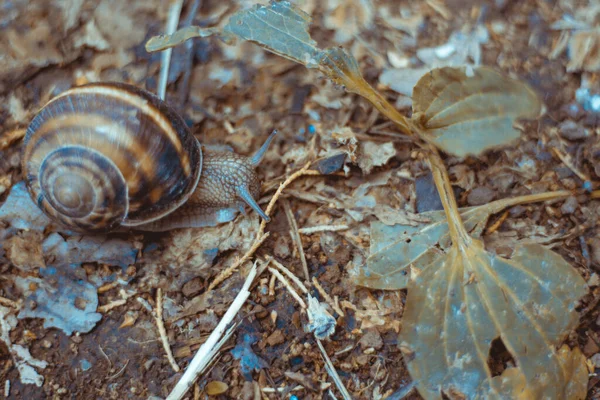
[0,297,18,309]
[316,339,353,400]
[166,262,260,400]
[0,129,26,151]
[298,225,350,234]
[155,289,180,372]
[283,199,310,282]
[312,277,344,317]
[208,232,269,290]
[551,147,591,183]
[270,258,309,294]
[268,267,307,309]
[97,299,127,313]
[158,0,185,100]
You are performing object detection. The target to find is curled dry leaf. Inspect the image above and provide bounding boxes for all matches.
[411,66,543,158]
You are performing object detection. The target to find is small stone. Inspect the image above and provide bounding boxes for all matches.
[356,354,370,366]
[560,196,578,214]
[253,304,268,319]
[71,334,83,344]
[273,236,290,259]
[559,120,589,141]
[317,153,347,175]
[416,172,444,212]
[359,329,383,350]
[467,187,495,206]
[182,277,203,298]
[80,359,92,371]
[589,238,600,266]
[265,330,285,347]
[591,353,600,368]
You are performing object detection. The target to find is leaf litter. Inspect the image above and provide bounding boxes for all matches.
[145,1,592,398]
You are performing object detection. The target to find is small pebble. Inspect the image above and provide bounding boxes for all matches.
[359,329,383,350]
[80,359,92,371]
[316,153,346,175]
[182,277,203,298]
[558,120,588,141]
[467,187,495,206]
[560,196,578,215]
[273,236,291,258]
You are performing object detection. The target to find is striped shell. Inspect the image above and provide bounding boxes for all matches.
[22,82,202,232]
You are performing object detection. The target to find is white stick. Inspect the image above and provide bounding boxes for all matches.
[166,264,258,400]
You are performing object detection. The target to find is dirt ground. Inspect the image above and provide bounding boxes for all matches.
[1,0,599,399]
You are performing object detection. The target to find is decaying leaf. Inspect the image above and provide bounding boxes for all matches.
[0,181,51,232]
[399,239,587,399]
[0,305,48,387]
[361,190,574,290]
[411,66,543,158]
[15,274,102,336]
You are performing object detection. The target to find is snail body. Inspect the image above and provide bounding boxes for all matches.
[22,82,274,233]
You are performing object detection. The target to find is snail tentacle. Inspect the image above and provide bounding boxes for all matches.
[237,185,269,222]
[249,129,277,166]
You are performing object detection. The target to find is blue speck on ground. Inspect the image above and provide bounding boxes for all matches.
[80,359,92,371]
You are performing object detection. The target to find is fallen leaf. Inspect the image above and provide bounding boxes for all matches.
[361,190,574,290]
[0,181,52,232]
[399,240,587,399]
[15,275,102,336]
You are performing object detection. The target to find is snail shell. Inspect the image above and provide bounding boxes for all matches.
[22,82,272,233]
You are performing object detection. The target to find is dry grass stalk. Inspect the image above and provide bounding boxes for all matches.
[155,288,180,373]
[283,199,310,282]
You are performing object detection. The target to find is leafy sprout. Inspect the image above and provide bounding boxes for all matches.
[145,1,590,398]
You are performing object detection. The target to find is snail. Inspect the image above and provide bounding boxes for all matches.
[21,82,276,233]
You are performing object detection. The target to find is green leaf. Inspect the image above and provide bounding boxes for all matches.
[399,239,588,399]
[412,67,543,158]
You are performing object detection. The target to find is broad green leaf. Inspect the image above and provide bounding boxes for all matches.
[412,67,543,158]
[399,239,588,400]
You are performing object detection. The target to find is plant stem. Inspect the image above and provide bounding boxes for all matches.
[427,146,472,247]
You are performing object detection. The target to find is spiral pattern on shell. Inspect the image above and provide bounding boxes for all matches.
[22,82,202,232]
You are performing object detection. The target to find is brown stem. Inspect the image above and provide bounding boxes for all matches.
[427,146,471,247]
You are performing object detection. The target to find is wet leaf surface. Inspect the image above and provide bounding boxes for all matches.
[399,239,587,399]
[411,66,543,158]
